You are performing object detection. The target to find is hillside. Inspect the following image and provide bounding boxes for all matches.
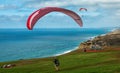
[79,29,120,50]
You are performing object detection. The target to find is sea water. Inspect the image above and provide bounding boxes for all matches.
[0,28,113,62]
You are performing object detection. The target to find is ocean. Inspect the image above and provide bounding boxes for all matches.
[0,28,113,62]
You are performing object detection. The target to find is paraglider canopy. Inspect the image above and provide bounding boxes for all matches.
[27,7,83,30]
[79,8,87,11]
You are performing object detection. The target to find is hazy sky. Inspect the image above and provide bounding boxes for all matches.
[0,0,120,28]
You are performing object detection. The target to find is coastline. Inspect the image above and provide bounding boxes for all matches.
[0,28,118,62]
[54,46,79,56]
[78,28,120,51]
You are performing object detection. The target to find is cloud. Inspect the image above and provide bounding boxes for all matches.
[24,0,120,8]
[24,0,68,8]
[0,4,4,9]
[0,15,26,23]
[0,15,27,28]
[0,4,18,10]
[97,0,120,3]
[23,0,120,17]
[114,9,120,18]
[24,0,95,8]
[99,2,120,9]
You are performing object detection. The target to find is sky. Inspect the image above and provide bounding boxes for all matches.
[0,0,120,28]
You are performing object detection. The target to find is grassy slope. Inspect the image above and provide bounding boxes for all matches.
[0,47,120,73]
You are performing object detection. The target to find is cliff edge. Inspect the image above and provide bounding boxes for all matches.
[79,29,120,50]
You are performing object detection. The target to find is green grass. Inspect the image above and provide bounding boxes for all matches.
[0,48,120,73]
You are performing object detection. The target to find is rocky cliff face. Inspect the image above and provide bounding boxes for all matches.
[79,29,120,50]
[92,29,120,46]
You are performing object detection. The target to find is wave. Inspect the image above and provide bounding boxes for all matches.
[54,47,78,56]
